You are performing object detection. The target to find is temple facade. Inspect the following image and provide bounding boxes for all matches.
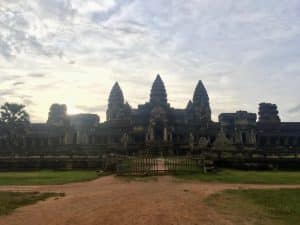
[1,74,300,155]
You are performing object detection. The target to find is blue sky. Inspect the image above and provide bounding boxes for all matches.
[0,0,299,122]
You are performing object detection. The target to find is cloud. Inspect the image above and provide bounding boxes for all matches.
[0,89,15,96]
[12,81,24,86]
[27,73,46,78]
[289,104,300,114]
[22,98,34,106]
[0,0,300,122]
[0,75,21,82]
[75,105,107,113]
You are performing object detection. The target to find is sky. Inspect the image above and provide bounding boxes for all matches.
[0,0,300,123]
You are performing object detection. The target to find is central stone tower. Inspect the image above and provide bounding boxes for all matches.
[150,74,168,106]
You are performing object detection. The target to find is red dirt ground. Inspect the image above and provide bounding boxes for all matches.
[0,176,300,225]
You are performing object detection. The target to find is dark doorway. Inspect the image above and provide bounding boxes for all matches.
[154,121,164,141]
[242,133,247,144]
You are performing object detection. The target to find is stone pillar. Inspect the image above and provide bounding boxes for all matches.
[266,136,271,146]
[48,137,52,146]
[292,137,297,146]
[22,136,26,148]
[251,130,256,144]
[32,139,36,148]
[169,133,173,142]
[76,132,80,144]
[163,127,168,141]
[275,137,280,145]
[235,132,242,144]
[150,127,154,141]
[284,137,289,146]
[256,136,261,146]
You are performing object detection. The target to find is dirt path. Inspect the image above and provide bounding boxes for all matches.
[1,176,300,225]
[154,158,166,171]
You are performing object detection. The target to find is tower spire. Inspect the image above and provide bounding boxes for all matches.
[107,82,125,120]
[150,74,167,105]
[186,100,193,112]
[108,82,124,107]
[193,80,209,105]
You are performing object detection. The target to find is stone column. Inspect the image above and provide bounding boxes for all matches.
[284,137,289,146]
[292,137,297,146]
[275,137,280,145]
[22,136,27,148]
[251,130,257,144]
[150,127,154,141]
[169,133,173,142]
[266,136,271,146]
[256,136,261,146]
[48,137,52,146]
[163,127,168,141]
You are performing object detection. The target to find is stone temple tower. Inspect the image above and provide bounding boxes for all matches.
[107,82,124,121]
[192,80,211,126]
[150,74,168,106]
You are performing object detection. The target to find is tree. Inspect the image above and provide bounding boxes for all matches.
[0,103,30,146]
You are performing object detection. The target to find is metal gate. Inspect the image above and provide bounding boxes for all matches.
[116,157,205,175]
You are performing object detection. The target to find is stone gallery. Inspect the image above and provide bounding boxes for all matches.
[1,74,300,155]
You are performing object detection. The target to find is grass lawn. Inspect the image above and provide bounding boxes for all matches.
[0,192,64,216]
[173,169,300,184]
[0,170,101,185]
[206,189,300,225]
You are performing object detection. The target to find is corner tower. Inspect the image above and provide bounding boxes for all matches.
[150,74,168,106]
[192,80,211,125]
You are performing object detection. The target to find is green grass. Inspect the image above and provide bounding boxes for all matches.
[173,169,300,184]
[0,192,64,216]
[206,189,300,225]
[0,170,101,185]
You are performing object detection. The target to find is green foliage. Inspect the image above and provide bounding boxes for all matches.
[174,169,300,184]
[0,170,100,185]
[0,103,30,125]
[207,189,300,225]
[0,192,63,215]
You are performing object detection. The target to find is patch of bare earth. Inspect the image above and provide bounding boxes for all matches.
[0,176,300,225]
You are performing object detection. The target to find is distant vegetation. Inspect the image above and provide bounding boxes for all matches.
[207,189,300,225]
[174,169,300,184]
[0,192,63,216]
[0,170,101,185]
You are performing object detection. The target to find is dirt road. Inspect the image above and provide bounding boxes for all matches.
[0,176,300,225]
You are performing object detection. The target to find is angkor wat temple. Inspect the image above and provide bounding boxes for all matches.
[1,74,300,155]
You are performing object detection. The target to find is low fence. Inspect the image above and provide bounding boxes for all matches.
[1,147,300,171]
[116,157,213,175]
